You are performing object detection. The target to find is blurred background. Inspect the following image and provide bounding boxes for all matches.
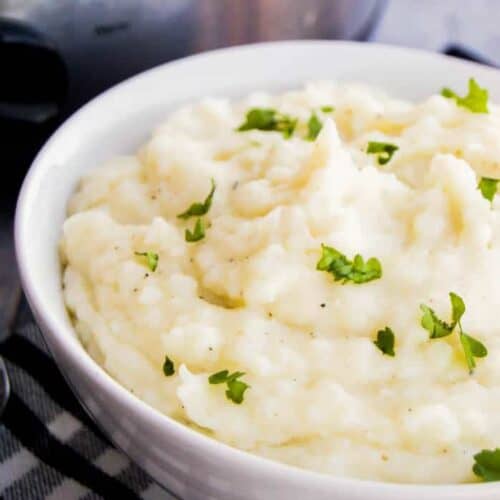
[3,0,500,190]
[1,0,499,497]
[2,0,499,200]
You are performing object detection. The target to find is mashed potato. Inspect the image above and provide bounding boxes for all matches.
[60,81,500,484]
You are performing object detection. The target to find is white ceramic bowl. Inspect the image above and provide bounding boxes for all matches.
[15,41,500,500]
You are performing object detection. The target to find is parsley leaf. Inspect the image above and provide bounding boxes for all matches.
[460,332,488,374]
[177,179,216,220]
[419,305,453,339]
[441,78,489,113]
[473,448,500,481]
[320,105,334,113]
[238,109,275,131]
[162,355,175,376]
[134,251,159,272]
[451,291,487,373]
[306,113,323,141]
[208,370,230,384]
[279,119,297,139]
[449,292,466,326]
[374,327,395,356]
[478,177,499,203]
[226,379,249,404]
[421,292,487,373]
[185,218,205,242]
[237,108,297,139]
[317,244,382,284]
[366,141,399,165]
[226,371,246,382]
[208,370,249,404]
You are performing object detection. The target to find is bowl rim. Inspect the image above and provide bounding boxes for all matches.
[14,40,500,495]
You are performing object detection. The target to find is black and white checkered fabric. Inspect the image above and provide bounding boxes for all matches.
[0,299,177,499]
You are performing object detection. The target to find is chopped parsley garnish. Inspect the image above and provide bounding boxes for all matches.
[316,244,382,284]
[473,448,500,481]
[460,332,488,373]
[306,113,323,141]
[237,108,297,139]
[134,251,159,272]
[208,370,233,384]
[420,292,487,373]
[162,356,175,376]
[177,179,216,220]
[449,291,465,325]
[366,141,399,165]
[478,177,499,203]
[226,378,249,404]
[320,105,334,113]
[420,305,454,339]
[441,78,489,113]
[374,327,395,356]
[238,108,274,131]
[208,370,250,404]
[185,218,205,242]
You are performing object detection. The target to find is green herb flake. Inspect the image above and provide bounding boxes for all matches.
[162,355,175,376]
[441,78,489,113]
[177,179,216,220]
[226,378,249,404]
[208,370,250,404]
[316,244,382,285]
[185,218,205,243]
[374,327,395,356]
[320,106,334,113]
[419,305,453,339]
[208,370,230,384]
[421,292,487,373]
[134,251,159,272]
[278,117,297,139]
[473,448,500,481]
[306,113,323,141]
[449,292,465,325]
[237,108,297,139]
[478,177,499,203]
[460,332,488,374]
[366,141,399,165]
[238,108,275,131]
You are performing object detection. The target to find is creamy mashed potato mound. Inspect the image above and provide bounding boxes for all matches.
[61,82,500,483]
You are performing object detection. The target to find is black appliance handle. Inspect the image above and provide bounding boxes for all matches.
[0,19,66,125]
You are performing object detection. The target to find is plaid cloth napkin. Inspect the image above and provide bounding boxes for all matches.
[0,299,176,499]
